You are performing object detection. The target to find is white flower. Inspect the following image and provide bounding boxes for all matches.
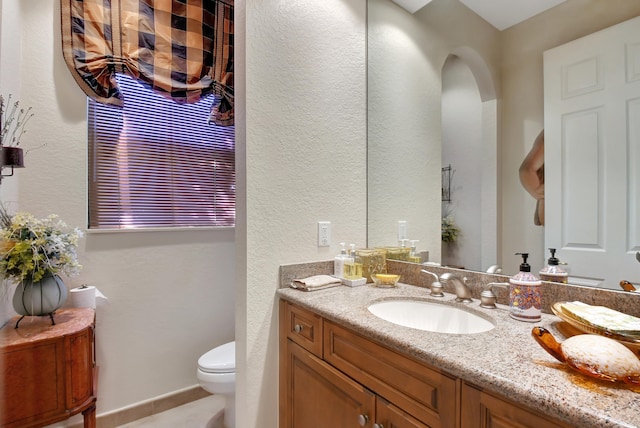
[1,210,83,283]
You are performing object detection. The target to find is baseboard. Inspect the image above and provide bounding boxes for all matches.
[68,385,211,428]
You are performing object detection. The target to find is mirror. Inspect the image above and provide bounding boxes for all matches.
[367,0,640,286]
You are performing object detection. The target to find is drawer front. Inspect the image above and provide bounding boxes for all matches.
[324,321,458,427]
[281,301,323,357]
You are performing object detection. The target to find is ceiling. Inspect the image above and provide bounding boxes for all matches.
[391,0,568,31]
[460,0,568,31]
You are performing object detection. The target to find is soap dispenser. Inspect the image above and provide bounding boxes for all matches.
[334,243,351,278]
[539,248,568,284]
[344,244,363,280]
[408,240,422,263]
[509,253,542,322]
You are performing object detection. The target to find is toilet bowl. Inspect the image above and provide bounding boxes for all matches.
[197,341,236,428]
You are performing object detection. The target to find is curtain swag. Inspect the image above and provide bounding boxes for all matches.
[61,0,234,126]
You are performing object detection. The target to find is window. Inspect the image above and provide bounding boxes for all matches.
[88,74,235,229]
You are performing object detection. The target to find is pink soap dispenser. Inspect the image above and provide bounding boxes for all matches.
[509,253,542,322]
[539,248,568,284]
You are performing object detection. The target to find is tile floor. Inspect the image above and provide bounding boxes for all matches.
[117,395,225,428]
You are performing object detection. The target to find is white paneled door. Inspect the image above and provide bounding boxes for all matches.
[544,16,640,290]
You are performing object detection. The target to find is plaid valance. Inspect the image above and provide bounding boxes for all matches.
[60,0,234,126]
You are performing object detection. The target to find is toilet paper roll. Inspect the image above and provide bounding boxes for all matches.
[70,285,109,309]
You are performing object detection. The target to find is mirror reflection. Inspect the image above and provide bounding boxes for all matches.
[367,0,640,289]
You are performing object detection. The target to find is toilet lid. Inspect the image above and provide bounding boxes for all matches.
[198,341,235,373]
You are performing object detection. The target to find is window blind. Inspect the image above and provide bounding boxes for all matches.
[88,74,235,229]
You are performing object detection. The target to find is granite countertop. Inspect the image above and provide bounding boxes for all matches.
[277,283,640,428]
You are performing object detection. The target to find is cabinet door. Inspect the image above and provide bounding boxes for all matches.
[281,339,376,428]
[1,341,66,427]
[66,326,94,409]
[461,383,570,428]
[376,396,431,428]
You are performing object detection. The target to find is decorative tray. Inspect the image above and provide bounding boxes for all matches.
[551,302,640,352]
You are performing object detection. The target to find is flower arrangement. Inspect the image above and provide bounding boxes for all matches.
[0,208,83,284]
[0,94,34,147]
[441,215,460,243]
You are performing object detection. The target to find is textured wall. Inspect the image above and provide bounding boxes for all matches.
[1,0,236,419]
[239,0,368,426]
[367,0,501,263]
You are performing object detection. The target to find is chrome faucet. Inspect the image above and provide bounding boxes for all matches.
[439,272,473,302]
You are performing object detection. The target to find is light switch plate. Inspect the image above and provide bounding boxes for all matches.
[318,221,331,247]
[398,220,407,241]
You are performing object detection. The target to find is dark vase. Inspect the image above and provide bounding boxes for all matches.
[13,273,68,317]
[1,146,25,167]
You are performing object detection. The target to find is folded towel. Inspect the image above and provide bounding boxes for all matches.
[290,275,342,291]
[560,301,640,338]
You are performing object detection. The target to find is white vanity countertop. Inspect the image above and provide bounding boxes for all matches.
[277,282,640,428]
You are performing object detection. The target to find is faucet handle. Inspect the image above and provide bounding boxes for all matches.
[486,282,509,291]
[421,270,444,297]
[480,290,497,308]
[482,282,509,307]
[421,269,439,282]
[429,281,445,297]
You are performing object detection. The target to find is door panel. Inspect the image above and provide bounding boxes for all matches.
[544,16,640,289]
[283,339,375,428]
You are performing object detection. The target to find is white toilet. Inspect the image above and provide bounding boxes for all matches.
[197,341,236,428]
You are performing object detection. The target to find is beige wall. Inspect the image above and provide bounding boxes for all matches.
[239,0,367,426]
[5,0,636,426]
[2,0,367,427]
[500,0,640,273]
[368,0,501,264]
[1,0,235,422]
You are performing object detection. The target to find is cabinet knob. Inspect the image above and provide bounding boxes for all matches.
[373,424,384,428]
[294,324,304,333]
[357,414,369,426]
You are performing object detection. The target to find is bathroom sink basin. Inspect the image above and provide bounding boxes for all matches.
[367,299,495,334]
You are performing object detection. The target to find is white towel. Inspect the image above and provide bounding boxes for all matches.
[290,275,342,291]
[560,301,640,338]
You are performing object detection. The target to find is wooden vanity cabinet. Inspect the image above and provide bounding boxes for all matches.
[280,300,577,428]
[280,301,457,428]
[0,308,97,428]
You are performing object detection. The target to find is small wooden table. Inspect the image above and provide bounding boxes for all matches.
[0,308,97,428]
